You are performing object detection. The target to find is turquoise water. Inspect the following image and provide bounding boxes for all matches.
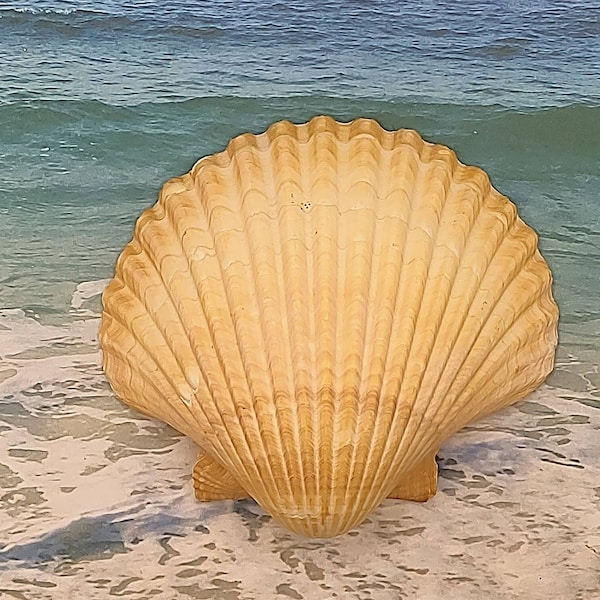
[1,1,599,326]
[1,2,599,598]
[1,99,599,326]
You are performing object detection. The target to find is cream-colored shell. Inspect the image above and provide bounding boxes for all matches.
[100,116,558,537]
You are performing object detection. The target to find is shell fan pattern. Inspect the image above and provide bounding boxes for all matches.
[100,116,558,538]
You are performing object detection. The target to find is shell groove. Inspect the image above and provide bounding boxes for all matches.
[100,116,558,537]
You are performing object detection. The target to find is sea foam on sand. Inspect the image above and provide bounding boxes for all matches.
[0,281,598,599]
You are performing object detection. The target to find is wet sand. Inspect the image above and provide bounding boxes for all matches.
[0,285,599,599]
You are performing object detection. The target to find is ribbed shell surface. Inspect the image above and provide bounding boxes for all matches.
[100,116,558,537]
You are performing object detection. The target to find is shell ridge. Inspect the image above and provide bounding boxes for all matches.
[352,226,407,515]
[357,146,426,514]
[330,133,377,532]
[340,142,393,529]
[268,124,315,523]
[302,132,322,521]
[105,258,198,405]
[266,129,310,511]
[396,185,512,446]
[389,198,522,470]
[279,237,317,516]
[101,287,226,457]
[369,150,449,497]
[337,220,377,529]
[328,129,355,529]
[271,195,312,512]
[444,288,557,432]
[325,136,345,534]
[100,308,202,438]
[162,177,272,493]
[386,164,491,473]
[437,253,556,433]
[132,201,211,395]
[271,129,319,525]
[308,133,340,529]
[195,168,284,502]
[234,150,298,504]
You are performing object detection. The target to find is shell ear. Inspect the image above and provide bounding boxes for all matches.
[192,449,438,503]
[193,451,249,501]
[387,452,438,502]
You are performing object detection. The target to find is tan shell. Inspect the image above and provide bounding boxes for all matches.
[100,116,558,537]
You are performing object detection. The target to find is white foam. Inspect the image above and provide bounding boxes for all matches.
[0,277,108,368]
[0,308,101,395]
[0,281,599,598]
[70,279,110,310]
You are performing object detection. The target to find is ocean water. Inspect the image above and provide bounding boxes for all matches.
[0,1,599,598]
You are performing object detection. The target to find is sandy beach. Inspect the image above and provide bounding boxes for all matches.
[1,1,599,597]
[0,283,599,598]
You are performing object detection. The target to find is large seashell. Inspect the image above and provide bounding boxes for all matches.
[100,116,558,537]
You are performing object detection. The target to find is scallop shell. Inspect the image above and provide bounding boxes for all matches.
[99,116,558,537]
